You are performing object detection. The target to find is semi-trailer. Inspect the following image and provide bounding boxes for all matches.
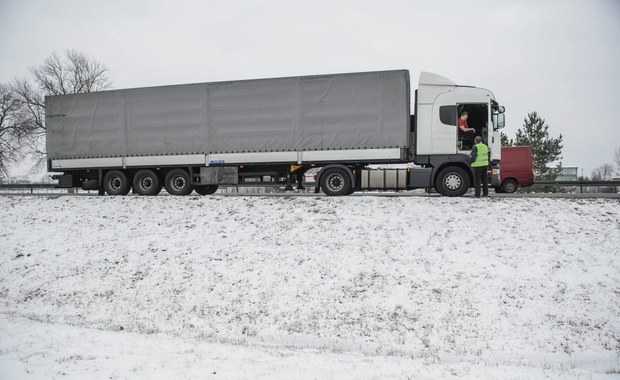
[46,69,505,196]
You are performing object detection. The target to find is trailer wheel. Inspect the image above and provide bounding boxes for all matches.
[165,169,193,195]
[320,168,351,196]
[133,169,162,196]
[103,170,131,196]
[502,179,518,193]
[194,185,219,195]
[435,167,470,197]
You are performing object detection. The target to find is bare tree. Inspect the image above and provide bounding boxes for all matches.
[0,84,36,181]
[613,147,620,176]
[9,50,111,171]
[11,79,47,160]
[30,49,111,96]
[591,164,614,180]
[591,163,616,193]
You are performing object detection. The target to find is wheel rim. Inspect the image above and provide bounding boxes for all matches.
[326,173,344,192]
[110,177,122,191]
[172,176,186,191]
[505,181,516,192]
[443,173,462,191]
[140,177,153,191]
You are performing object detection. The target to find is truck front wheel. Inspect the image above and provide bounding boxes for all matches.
[435,167,470,197]
[165,169,193,195]
[320,168,351,196]
[502,179,518,193]
[103,170,131,196]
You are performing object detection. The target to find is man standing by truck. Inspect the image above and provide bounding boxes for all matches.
[470,136,490,197]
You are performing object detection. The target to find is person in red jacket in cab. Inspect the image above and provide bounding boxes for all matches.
[458,111,476,150]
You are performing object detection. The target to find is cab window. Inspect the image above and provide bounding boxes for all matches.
[439,105,457,126]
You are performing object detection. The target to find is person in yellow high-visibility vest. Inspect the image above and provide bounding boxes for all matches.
[470,136,490,197]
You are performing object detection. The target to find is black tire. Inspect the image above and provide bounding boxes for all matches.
[103,170,131,196]
[133,169,162,196]
[502,178,518,193]
[320,168,351,196]
[194,185,219,195]
[164,169,193,195]
[434,166,470,197]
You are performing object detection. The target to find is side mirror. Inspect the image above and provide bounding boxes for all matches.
[497,113,505,129]
[492,113,506,129]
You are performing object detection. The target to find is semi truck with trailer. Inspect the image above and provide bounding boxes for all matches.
[46,70,506,196]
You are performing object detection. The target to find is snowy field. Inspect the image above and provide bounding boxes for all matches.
[0,194,619,379]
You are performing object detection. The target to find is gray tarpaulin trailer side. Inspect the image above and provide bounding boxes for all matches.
[46,70,410,160]
[46,69,505,196]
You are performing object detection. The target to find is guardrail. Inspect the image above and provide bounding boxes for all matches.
[0,183,88,194]
[532,180,620,193]
[1,180,619,195]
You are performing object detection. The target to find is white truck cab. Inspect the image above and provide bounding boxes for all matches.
[416,72,503,157]
[414,72,505,191]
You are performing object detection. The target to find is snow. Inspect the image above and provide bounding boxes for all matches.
[0,194,619,379]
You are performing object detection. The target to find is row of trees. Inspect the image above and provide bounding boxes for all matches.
[502,112,619,193]
[0,50,111,182]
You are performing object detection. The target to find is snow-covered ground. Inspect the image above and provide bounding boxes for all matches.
[0,194,619,379]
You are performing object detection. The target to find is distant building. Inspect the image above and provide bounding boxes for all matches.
[555,166,578,181]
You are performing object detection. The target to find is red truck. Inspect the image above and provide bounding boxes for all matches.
[496,146,534,193]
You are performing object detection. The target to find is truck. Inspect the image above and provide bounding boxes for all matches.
[46,70,506,196]
[495,146,534,193]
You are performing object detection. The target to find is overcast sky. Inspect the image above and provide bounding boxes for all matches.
[1,0,619,175]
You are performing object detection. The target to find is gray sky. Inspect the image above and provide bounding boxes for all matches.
[1,0,619,175]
